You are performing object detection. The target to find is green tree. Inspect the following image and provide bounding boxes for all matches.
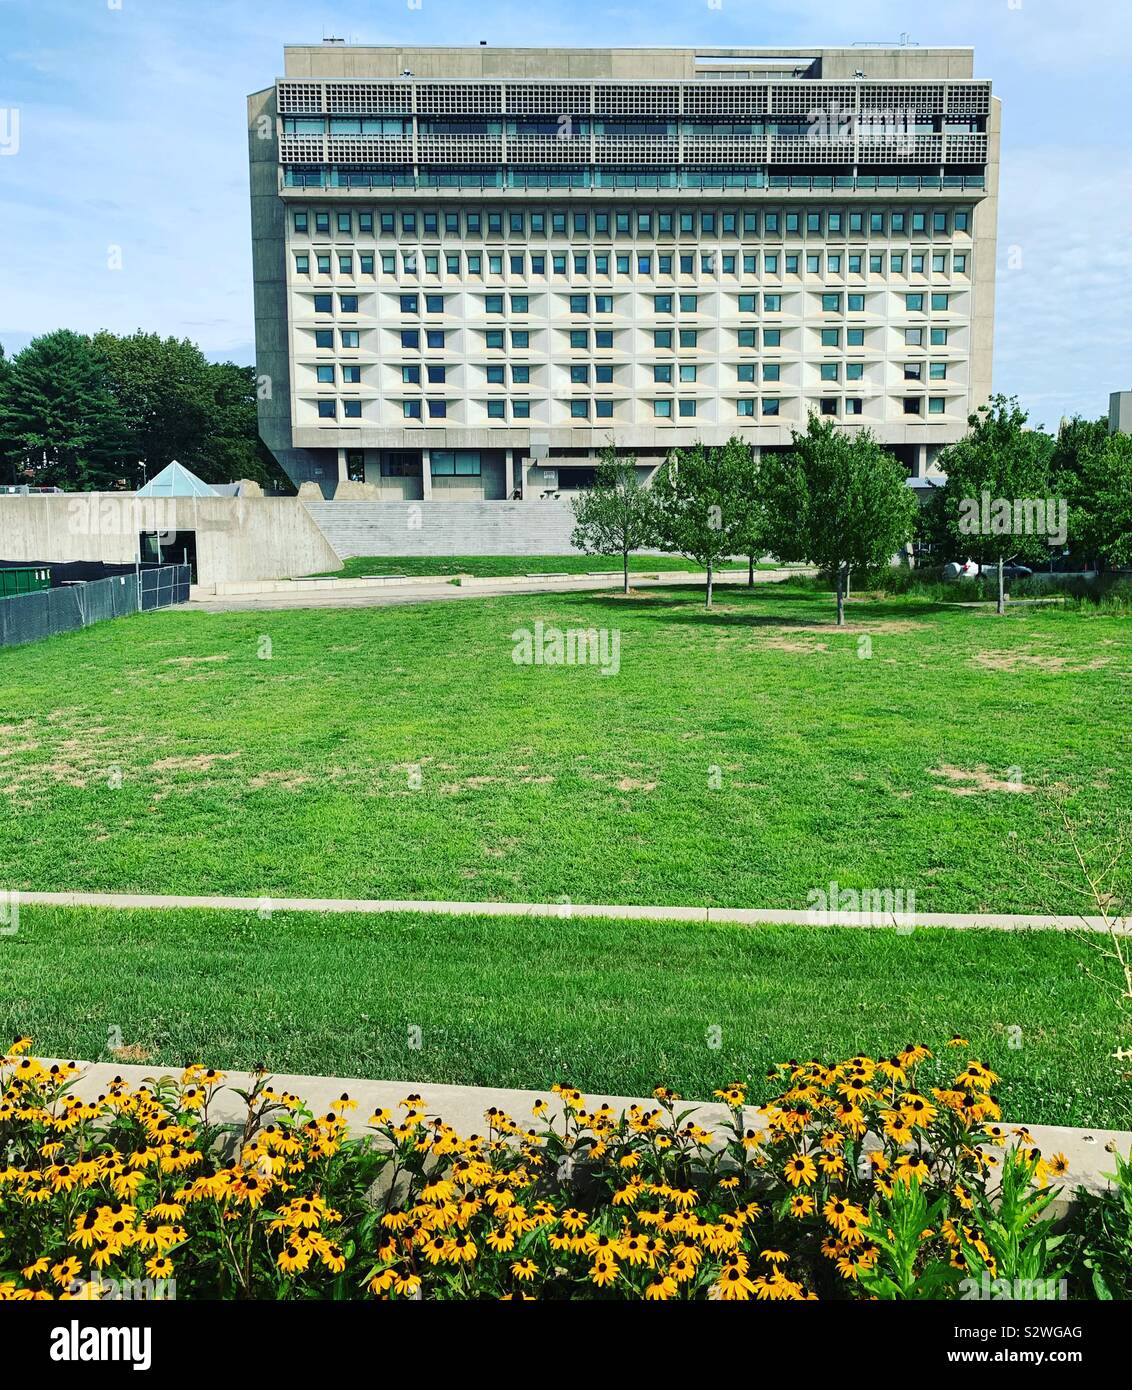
[1074,430,1132,568]
[724,435,770,585]
[937,394,1055,614]
[93,330,215,479]
[0,330,131,490]
[649,439,750,607]
[1050,414,1108,562]
[198,361,290,491]
[762,415,918,626]
[569,444,654,594]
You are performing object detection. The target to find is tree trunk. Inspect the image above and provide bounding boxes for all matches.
[748,553,755,587]
[845,567,852,601]
[997,556,1005,615]
[836,564,845,627]
[705,558,714,609]
[622,547,629,595]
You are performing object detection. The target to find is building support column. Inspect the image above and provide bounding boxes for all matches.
[421,449,432,500]
[520,454,531,501]
[504,448,515,499]
[913,443,928,479]
[336,447,349,483]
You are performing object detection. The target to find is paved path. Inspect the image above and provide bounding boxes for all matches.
[44,1059,1132,1204]
[189,567,800,613]
[18,888,1125,933]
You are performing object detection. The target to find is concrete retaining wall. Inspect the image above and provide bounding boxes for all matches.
[0,494,340,587]
[304,498,582,558]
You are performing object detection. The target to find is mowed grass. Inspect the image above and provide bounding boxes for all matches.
[0,581,1129,911]
[2,906,1123,1128]
[314,553,772,579]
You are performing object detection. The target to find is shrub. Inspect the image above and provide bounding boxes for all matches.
[0,1039,1104,1301]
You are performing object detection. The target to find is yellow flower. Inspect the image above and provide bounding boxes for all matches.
[713,1266,756,1300]
[511,1258,538,1282]
[589,1256,620,1288]
[783,1153,817,1188]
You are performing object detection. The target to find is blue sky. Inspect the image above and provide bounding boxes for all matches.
[0,0,1129,425]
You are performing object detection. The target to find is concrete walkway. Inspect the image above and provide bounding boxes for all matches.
[189,567,800,613]
[18,888,1126,933]
[45,1058,1132,1206]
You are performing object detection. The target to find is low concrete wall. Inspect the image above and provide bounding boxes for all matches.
[0,494,340,587]
[304,498,581,558]
[46,1058,1132,1212]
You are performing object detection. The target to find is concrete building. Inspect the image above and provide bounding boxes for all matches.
[248,43,999,500]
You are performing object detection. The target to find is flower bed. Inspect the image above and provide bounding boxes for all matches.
[1,1039,1128,1300]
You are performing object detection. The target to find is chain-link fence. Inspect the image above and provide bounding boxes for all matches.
[0,564,190,648]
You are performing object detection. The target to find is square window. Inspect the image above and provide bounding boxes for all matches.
[317,399,336,418]
[763,398,780,416]
[313,293,332,313]
[402,400,420,420]
[427,400,446,419]
[342,365,361,384]
[678,399,697,418]
[487,400,506,419]
[314,330,333,349]
[343,400,362,419]
[402,365,420,384]
[339,294,358,313]
[570,400,589,418]
[653,399,672,418]
[316,365,334,384]
[596,400,614,419]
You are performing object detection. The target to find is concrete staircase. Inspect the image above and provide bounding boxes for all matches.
[304,499,582,559]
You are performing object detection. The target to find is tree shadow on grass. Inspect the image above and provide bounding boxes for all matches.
[577,585,955,630]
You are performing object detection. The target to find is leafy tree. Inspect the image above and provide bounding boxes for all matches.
[937,394,1055,613]
[198,362,290,491]
[721,435,769,585]
[569,444,654,593]
[762,415,918,625]
[0,330,132,489]
[1051,415,1111,565]
[1074,431,1132,568]
[649,438,751,607]
[94,330,215,478]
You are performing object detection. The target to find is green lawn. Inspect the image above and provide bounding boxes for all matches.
[0,581,1128,911]
[2,906,1122,1128]
[311,554,775,579]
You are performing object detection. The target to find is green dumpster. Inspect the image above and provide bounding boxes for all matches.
[0,566,52,597]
